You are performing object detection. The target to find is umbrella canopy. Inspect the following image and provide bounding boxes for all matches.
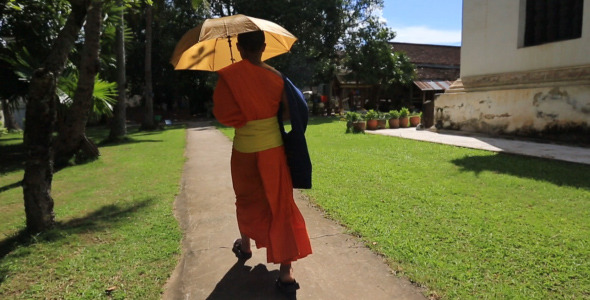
[170,14,297,71]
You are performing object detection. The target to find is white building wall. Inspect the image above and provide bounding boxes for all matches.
[462,0,590,77]
[436,0,590,142]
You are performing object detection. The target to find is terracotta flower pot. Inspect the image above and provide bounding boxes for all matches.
[399,117,409,128]
[409,116,421,127]
[352,121,366,132]
[366,119,378,130]
[377,119,387,129]
[388,118,400,129]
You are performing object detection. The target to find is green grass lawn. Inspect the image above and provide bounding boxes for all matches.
[2,118,589,299]
[0,126,186,299]
[220,117,590,299]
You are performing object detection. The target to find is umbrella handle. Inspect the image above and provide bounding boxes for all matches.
[227,36,235,64]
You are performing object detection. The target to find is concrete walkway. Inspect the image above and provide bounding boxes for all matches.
[163,122,427,300]
[368,128,590,165]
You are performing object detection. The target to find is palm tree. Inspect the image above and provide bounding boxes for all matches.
[109,0,128,141]
[141,1,156,130]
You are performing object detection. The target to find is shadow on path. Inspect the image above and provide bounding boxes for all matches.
[206,260,290,300]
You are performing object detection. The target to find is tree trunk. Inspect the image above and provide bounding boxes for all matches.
[54,0,103,167]
[108,0,127,141]
[141,3,155,130]
[44,0,91,76]
[23,70,57,233]
[22,0,90,233]
[1,98,21,130]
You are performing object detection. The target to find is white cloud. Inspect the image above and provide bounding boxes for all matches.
[392,26,462,46]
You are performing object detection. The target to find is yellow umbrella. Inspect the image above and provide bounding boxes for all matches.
[170,14,297,72]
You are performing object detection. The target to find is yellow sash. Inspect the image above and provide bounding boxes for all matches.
[234,117,283,153]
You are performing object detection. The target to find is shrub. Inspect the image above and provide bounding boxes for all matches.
[345,111,361,122]
[399,107,410,118]
[365,109,379,120]
[388,110,400,119]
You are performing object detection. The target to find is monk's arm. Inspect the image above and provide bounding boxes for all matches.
[213,76,246,127]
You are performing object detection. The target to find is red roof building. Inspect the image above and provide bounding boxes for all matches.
[389,42,461,119]
[390,42,460,81]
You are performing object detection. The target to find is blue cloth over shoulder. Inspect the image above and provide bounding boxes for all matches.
[278,75,312,189]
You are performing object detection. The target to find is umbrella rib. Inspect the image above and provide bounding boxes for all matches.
[266,33,289,51]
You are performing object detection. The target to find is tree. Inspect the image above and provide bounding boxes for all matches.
[108,0,128,141]
[22,0,91,233]
[0,0,69,131]
[53,0,103,167]
[206,0,385,87]
[154,0,212,117]
[343,17,416,108]
[140,0,156,130]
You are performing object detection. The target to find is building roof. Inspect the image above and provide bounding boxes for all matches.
[390,42,461,81]
[390,42,460,66]
[413,80,453,91]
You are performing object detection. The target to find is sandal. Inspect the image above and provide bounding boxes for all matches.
[275,278,300,297]
[232,238,252,260]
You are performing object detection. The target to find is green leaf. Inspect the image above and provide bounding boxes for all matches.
[92,76,118,117]
[191,0,204,10]
[7,2,23,11]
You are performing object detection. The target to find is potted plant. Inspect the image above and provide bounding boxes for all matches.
[409,111,422,127]
[365,109,379,130]
[352,113,366,133]
[377,111,387,129]
[399,107,410,128]
[345,111,365,133]
[388,110,400,129]
[345,111,357,132]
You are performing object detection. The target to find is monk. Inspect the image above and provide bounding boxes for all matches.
[212,30,312,295]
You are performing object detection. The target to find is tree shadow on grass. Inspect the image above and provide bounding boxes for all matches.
[0,131,166,176]
[0,180,22,194]
[126,124,186,137]
[0,138,23,142]
[0,198,154,283]
[97,136,164,148]
[451,153,590,190]
[206,260,288,300]
[0,143,25,175]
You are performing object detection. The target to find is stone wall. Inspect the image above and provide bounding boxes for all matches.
[435,65,590,144]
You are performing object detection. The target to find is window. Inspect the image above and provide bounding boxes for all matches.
[523,0,584,47]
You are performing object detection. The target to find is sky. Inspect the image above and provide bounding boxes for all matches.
[380,0,463,46]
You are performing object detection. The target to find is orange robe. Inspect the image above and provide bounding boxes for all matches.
[213,60,312,264]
